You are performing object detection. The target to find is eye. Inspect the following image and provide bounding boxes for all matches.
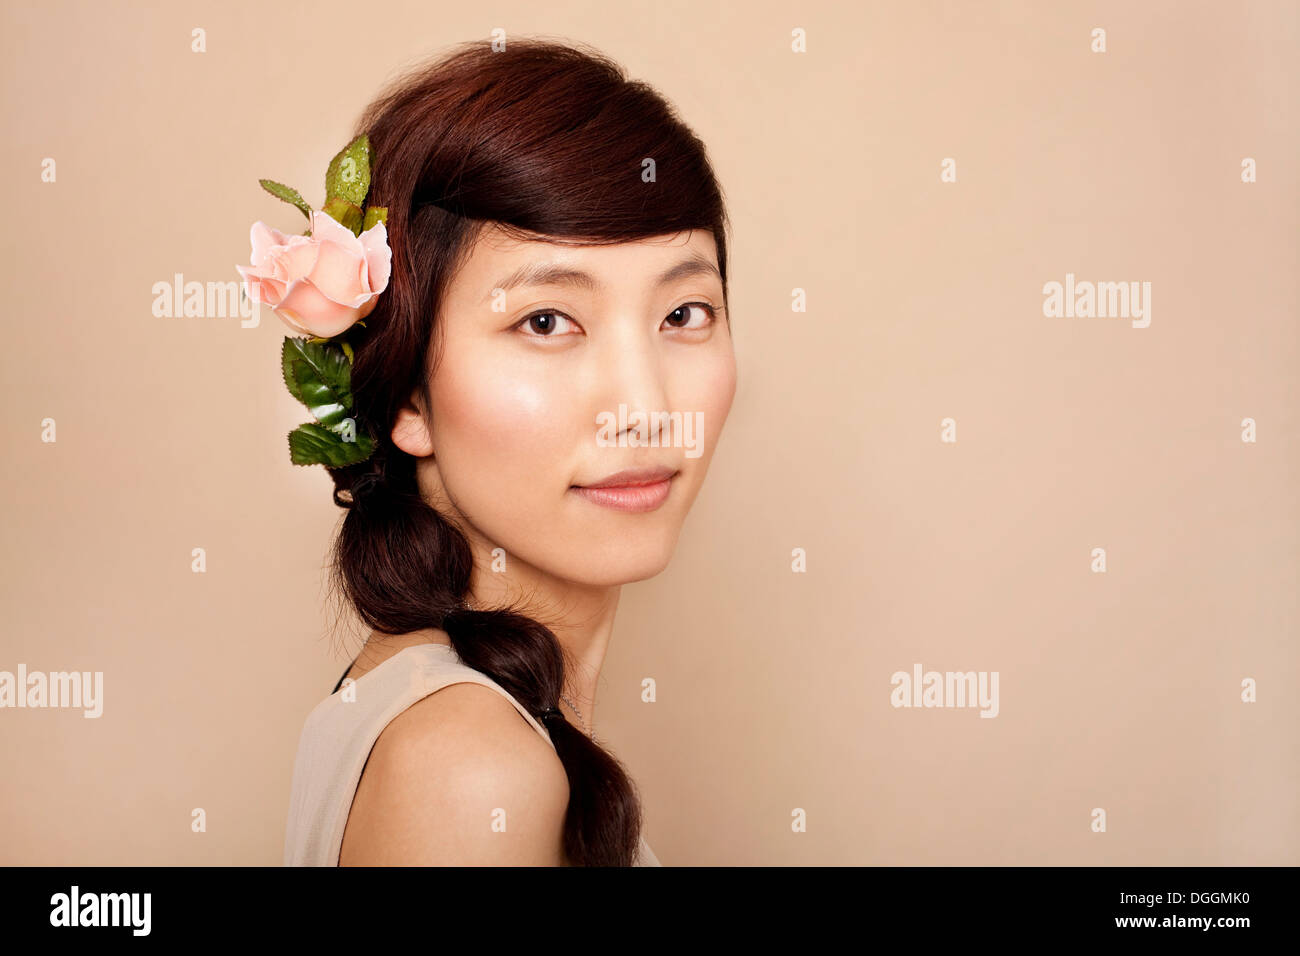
[663,302,718,332]
[515,310,581,338]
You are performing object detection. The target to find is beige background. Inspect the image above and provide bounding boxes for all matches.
[1,0,1296,865]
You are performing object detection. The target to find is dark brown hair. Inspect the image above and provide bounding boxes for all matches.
[327,38,730,866]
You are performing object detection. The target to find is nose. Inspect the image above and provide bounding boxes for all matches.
[596,318,671,448]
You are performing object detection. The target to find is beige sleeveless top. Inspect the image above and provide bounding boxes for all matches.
[283,641,660,866]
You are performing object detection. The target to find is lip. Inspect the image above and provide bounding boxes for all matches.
[570,467,679,513]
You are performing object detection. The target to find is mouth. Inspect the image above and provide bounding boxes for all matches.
[570,467,679,513]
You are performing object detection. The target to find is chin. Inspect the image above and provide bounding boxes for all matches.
[564,537,680,587]
[575,563,672,588]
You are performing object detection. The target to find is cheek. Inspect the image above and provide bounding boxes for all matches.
[428,351,572,510]
[675,345,737,456]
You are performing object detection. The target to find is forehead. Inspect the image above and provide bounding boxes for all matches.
[451,226,721,304]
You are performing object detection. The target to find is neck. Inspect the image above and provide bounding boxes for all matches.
[457,522,622,732]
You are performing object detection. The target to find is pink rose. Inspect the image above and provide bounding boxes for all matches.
[236,209,392,338]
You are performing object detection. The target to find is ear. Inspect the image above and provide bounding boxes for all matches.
[390,387,434,458]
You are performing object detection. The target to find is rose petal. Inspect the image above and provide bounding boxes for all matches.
[236,264,286,307]
[276,278,365,338]
[273,241,319,283]
[310,209,364,253]
[307,238,368,305]
[249,221,291,267]
[261,275,288,302]
[270,305,312,336]
[359,221,392,295]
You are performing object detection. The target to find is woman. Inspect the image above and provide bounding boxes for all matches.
[275,38,736,866]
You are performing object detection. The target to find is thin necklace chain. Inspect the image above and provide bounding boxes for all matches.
[560,692,592,736]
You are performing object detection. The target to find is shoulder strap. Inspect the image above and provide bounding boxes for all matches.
[366,643,554,748]
[421,660,555,747]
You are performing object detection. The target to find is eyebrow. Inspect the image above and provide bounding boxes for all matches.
[490,254,722,296]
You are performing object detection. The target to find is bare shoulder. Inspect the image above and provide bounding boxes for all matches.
[339,680,570,865]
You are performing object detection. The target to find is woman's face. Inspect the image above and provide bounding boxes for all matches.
[394,226,736,588]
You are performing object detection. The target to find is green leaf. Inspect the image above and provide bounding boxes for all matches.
[362,205,388,231]
[288,422,375,468]
[281,337,353,429]
[259,179,313,221]
[324,134,371,207]
[321,196,363,236]
[280,339,306,404]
